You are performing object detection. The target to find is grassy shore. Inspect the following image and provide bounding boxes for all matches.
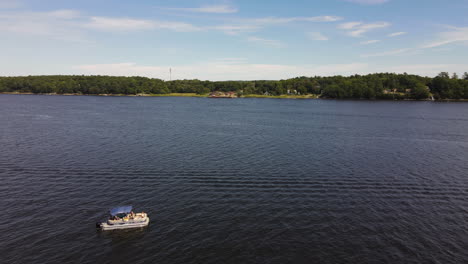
[0,92,208,97]
[146,93,208,97]
[242,94,319,99]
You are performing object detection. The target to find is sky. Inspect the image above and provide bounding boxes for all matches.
[1,0,468,80]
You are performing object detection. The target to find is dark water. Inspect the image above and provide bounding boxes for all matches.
[1,94,468,264]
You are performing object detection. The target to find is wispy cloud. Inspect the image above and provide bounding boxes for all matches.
[422,27,468,48]
[162,4,238,14]
[344,0,389,5]
[0,9,87,41]
[247,36,283,47]
[211,15,342,35]
[360,39,380,45]
[361,26,468,58]
[308,32,329,41]
[338,22,363,29]
[339,21,391,37]
[388,31,407,37]
[0,8,202,39]
[210,24,260,35]
[47,9,80,19]
[251,16,343,24]
[0,7,341,39]
[84,17,200,32]
[84,17,155,31]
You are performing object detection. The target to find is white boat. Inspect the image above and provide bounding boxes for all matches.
[97,206,150,230]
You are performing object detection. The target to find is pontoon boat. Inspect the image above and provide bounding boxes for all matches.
[97,206,149,230]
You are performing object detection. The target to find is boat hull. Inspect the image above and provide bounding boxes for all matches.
[99,217,150,230]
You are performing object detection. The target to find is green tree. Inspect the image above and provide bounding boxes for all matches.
[411,83,430,99]
[438,72,450,78]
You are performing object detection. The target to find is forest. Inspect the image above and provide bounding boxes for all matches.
[1,72,468,100]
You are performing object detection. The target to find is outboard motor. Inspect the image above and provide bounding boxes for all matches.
[96,222,101,229]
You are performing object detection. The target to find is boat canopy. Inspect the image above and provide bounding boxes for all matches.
[110,206,133,216]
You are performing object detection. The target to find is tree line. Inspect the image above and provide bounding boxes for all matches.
[1,72,468,100]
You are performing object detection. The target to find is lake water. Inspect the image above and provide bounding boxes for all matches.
[1,94,468,263]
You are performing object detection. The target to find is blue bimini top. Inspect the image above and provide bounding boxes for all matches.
[110,206,133,216]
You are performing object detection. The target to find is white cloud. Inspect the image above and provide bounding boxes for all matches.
[211,24,260,35]
[303,16,343,22]
[247,36,283,47]
[74,62,370,81]
[308,32,328,41]
[338,22,363,29]
[84,16,200,32]
[344,0,389,5]
[360,39,380,45]
[213,15,342,35]
[163,5,238,13]
[422,27,468,48]
[0,9,87,41]
[361,27,468,58]
[388,31,407,37]
[0,6,343,39]
[0,9,201,37]
[84,17,155,31]
[339,21,391,37]
[252,16,343,25]
[47,9,81,19]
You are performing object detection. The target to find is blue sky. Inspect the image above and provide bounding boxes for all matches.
[1,0,467,80]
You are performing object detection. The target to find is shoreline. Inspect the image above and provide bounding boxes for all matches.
[0,92,319,99]
[1,92,467,101]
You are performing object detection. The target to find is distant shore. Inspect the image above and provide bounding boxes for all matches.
[0,92,319,99]
[2,92,468,101]
[0,92,206,97]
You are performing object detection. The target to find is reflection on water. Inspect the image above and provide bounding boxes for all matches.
[98,226,150,239]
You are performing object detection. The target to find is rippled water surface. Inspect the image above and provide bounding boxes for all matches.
[1,94,468,263]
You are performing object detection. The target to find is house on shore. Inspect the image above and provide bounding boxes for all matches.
[209,91,237,98]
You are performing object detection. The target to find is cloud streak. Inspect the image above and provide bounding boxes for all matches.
[0,9,87,41]
[308,32,329,41]
[339,21,391,37]
[0,8,343,38]
[210,15,342,35]
[360,39,380,45]
[247,36,284,47]
[388,31,407,37]
[84,17,200,32]
[162,5,238,14]
[422,27,468,48]
[251,16,343,24]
